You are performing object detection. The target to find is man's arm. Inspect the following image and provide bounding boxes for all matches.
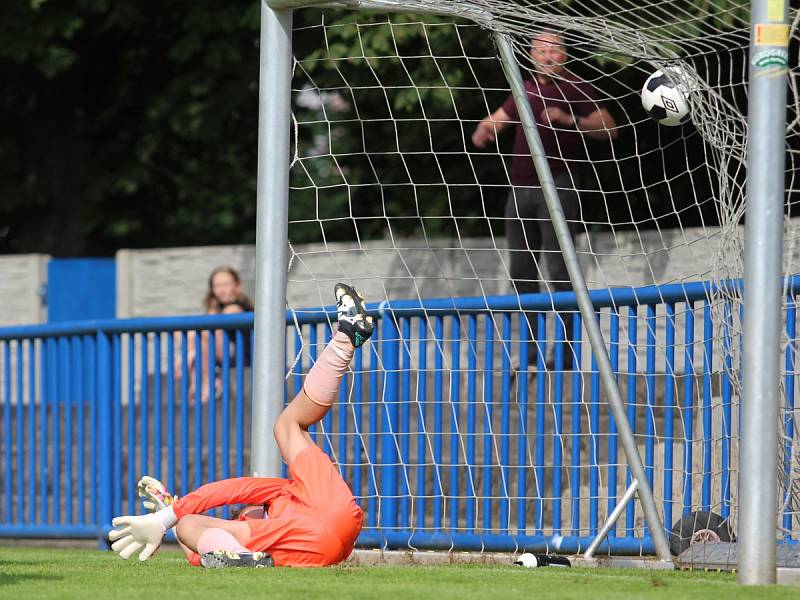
[577,107,618,140]
[541,106,618,141]
[472,107,515,148]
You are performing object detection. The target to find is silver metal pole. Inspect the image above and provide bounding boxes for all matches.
[493,33,673,563]
[252,0,293,478]
[584,479,639,559]
[266,0,451,11]
[266,0,493,22]
[266,0,338,7]
[738,0,789,585]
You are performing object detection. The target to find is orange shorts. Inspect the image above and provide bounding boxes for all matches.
[244,445,363,566]
[182,445,362,568]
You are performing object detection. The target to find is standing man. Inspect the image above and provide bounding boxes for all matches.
[472,30,618,370]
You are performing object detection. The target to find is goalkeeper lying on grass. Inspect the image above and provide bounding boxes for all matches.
[109,283,374,568]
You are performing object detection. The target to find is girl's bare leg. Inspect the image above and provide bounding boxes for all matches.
[176,329,204,402]
[198,330,212,403]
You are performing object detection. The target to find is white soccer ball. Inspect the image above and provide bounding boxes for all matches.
[641,68,691,126]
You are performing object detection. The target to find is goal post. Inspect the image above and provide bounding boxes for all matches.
[738,0,789,585]
[252,1,293,479]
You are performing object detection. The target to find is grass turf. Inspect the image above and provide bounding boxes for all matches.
[1,547,798,599]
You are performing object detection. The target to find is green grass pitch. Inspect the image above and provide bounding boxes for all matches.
[1,547,798,599]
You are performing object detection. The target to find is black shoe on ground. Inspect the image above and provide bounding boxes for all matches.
[200,550,274,568]
[335,283,374,348]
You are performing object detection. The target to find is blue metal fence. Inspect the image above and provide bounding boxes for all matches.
[0,281,796,553]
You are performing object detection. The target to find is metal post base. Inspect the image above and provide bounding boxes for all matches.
[584,479,639,559]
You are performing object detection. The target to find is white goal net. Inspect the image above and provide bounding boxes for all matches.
[281,0,800,555]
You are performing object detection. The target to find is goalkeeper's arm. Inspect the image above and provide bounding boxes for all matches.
[111,476,287,561]
[169,477,287,520]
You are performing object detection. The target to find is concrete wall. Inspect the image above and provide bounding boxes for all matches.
[116,245,257,318]
[0,254,49,326]
[115,225,721,318]
[0,226,720,327]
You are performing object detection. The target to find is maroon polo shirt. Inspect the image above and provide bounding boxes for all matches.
[501,71,601,186]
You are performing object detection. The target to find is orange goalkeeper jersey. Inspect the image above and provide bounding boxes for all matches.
[173,445,363,567]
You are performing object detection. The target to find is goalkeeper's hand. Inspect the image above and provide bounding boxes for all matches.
[108,513,166,561]
[137,476,177,513]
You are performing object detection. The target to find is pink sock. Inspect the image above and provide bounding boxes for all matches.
[303,331,354,406]
[197,528,249,555]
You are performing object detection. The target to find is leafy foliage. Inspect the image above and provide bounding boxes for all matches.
[0,0,749,255]
[1,0,261,255]
[288,12,505,244]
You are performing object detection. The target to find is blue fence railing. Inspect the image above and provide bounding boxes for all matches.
[0,281,797,554]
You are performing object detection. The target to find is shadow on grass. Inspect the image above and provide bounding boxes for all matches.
[0,573,63,586]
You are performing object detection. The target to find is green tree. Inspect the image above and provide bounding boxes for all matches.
[288,11,505,244]
[0,0,751,256]
[1,0,262,255]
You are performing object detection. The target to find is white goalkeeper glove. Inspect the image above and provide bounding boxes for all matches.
[137,476,177,513]
[109,513,168,561]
